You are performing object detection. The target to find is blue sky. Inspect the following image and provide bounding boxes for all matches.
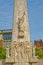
[0,0,43,42]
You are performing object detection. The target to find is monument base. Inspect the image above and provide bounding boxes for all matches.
[5,42,38,65]
[5,58,38,65]
[5,58,14,64]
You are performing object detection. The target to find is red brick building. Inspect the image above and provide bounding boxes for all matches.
[0,40,4,47]
[34,39,43,52]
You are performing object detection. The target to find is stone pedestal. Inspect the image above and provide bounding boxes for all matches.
[5,42,38,65]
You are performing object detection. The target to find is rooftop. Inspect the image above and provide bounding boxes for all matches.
[0,29,12,34]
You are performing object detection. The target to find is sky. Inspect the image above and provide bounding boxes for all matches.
[0,0,43,42]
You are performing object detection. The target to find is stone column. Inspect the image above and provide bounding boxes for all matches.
[6,46,10,58]
[33,46,36,58]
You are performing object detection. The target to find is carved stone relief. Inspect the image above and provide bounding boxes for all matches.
[18,12,25,38]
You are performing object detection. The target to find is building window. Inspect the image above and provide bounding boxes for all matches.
[3,34,12,40]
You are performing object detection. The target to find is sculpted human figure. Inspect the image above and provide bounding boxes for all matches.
[18,12,25,32]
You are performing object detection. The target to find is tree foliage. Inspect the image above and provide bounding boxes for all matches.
[0,47,6,59]
[35,48,43,58]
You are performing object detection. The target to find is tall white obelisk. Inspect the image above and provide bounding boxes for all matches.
[12,0,30,43]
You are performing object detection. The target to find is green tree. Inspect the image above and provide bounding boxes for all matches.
[35,48,43,58]
[0,47,6,59]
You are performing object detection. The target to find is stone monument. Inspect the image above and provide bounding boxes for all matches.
[6,0,38,65]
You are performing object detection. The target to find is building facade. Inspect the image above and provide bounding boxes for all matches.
[34,39,43,52]
[0,29,12,47]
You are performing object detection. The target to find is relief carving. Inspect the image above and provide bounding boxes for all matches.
[18,12,25,38]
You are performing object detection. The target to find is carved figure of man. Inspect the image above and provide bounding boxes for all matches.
[18,12,25,32]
